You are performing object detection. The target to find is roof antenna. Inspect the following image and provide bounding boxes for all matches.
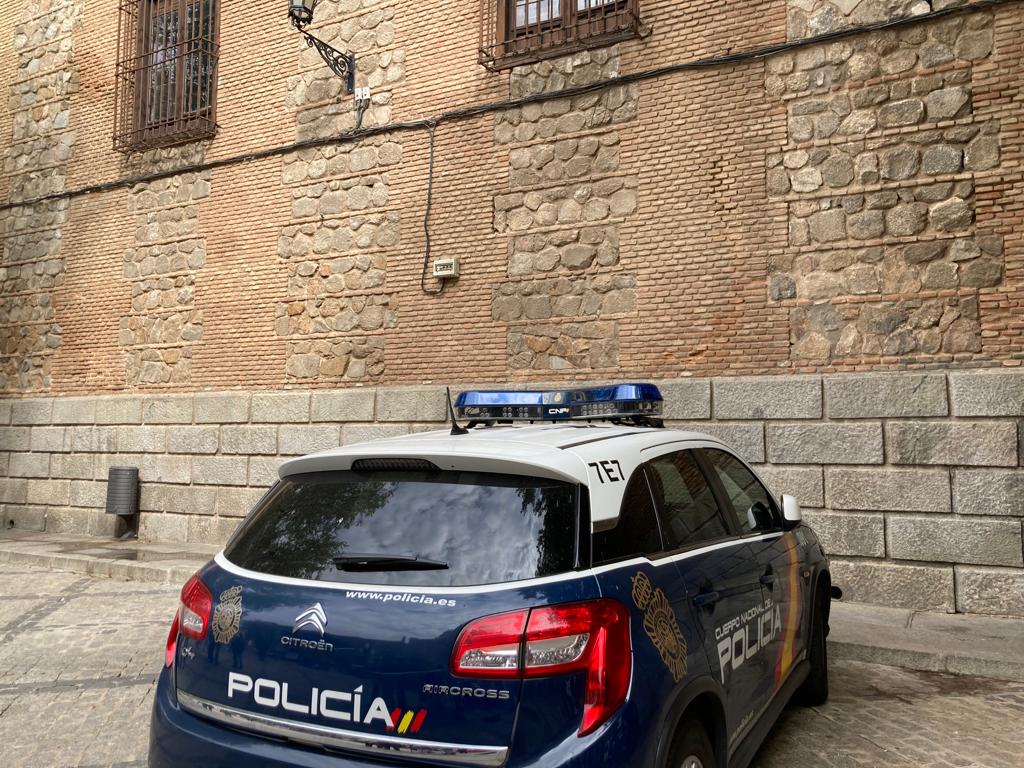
[446,387,468,436]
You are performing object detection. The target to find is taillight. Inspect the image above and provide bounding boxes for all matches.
[179,572,213,640]
[451,599,631,736]
[451,610,528,678]
[165,610,180,668]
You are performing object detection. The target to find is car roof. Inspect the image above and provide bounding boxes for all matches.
[278,424,730,526]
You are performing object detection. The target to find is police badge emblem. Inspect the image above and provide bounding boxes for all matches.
[211,585,242,644]
[631,572,687,683]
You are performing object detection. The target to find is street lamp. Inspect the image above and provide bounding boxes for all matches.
[288,0,355,93]
[288,0,315,28]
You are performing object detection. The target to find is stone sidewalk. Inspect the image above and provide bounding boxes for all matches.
[2,528,1023,683]
[0,528,216,585]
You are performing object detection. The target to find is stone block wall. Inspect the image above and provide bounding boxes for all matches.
[285,0,404,140]
[1,369,1021,617]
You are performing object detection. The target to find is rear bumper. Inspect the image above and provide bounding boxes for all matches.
[149,669,647,768]
[150,669,391,768]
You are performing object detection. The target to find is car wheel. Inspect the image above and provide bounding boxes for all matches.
[795,587,829,706]
[670,717,717,768]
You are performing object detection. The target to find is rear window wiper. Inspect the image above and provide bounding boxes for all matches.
[332,553,450,572]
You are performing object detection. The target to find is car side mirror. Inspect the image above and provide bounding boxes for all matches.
[781,494,801,530]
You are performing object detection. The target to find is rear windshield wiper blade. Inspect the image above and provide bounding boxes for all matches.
[332,553,450,572]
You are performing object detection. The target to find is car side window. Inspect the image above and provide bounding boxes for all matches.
[702,449,780,534]
[645,450,730,551]
[592,469,663,564]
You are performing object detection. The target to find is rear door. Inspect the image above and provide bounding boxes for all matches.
[699,448,806,696]
[641,447,774,738]
[172,467,596,760]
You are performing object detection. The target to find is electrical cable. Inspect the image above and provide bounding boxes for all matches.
[419,120,444,296]
[1,0,1017,219]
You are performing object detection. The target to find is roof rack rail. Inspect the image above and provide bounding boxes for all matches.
[454,384,664,428]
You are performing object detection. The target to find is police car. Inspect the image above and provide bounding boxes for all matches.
[149,384,832,768]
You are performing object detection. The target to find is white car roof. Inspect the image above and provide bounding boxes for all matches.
[278,424,731,527]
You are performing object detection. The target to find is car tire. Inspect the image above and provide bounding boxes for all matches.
[795,587,829,706]
[669,717,717,768]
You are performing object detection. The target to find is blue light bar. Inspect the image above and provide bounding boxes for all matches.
[455,383,663,423]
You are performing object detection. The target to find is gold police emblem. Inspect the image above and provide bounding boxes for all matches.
[632,572,688,683]
[211,585,242,644]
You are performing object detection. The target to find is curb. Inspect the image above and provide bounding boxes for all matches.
[828,638,1024,683]
[0,545,203,585]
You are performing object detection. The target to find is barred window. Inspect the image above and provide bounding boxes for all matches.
[480,0,640,70]
[114,0,220,153]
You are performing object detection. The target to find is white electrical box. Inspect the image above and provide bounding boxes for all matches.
[354,86,371,103]
[432,258,460,279]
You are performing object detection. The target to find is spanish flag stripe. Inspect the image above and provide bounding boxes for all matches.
[397,710,416,735]
[387,708,402,732]
[410,709,427,733]
[774,534,802,687]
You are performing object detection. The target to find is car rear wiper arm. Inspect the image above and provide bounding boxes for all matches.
[332,553,449,571]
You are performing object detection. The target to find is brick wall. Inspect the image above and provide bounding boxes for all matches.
[0,370,1021,616]
[2,0,1020,393]
[1,0,1022,614]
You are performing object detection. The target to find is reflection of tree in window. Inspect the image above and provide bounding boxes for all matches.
[515,484,578,575]
[648,452,728,549]
[704,450,777,534]
[225,472,578,587]
[226,477,395,581]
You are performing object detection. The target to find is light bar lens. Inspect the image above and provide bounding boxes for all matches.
[454,383,662,422]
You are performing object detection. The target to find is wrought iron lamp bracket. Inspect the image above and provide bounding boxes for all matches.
[290,15,356,93]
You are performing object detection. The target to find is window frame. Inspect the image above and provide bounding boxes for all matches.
[696,448,783,537]
[642,449,739,558]
[114,0,220,153]
[481,0,641,71]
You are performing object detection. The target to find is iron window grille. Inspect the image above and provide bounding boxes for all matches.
[114,0,220,153]
[479,0,640,71]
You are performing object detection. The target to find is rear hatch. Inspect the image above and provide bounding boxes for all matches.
[172,466,598,763]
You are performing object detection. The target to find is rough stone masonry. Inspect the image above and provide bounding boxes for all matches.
[0,0,1022,617]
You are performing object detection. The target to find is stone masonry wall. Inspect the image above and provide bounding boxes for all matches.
[277,0,406,383]
[0,369,1021,617]
[493,49,641,372]
[286,0,404,140]
[768,2,1013,365]
[119,162,211,386]
[1,0,81,391]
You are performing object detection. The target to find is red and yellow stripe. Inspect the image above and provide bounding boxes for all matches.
[774,533,803,687]
[387,708,428,735]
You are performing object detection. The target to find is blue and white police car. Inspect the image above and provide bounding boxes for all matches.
[150,384,833,768]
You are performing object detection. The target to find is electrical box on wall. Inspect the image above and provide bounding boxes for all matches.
[432,258,460,279]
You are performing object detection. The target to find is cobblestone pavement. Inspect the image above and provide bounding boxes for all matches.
[1,563,1022,768]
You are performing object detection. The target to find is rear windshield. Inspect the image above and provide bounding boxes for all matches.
[224,470,580,587]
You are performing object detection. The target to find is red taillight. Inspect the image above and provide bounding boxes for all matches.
[451,599,631,737]
[165,610,180,668]
[179,572,212,640]
[451,609,528,678]
[573,601,631,736]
